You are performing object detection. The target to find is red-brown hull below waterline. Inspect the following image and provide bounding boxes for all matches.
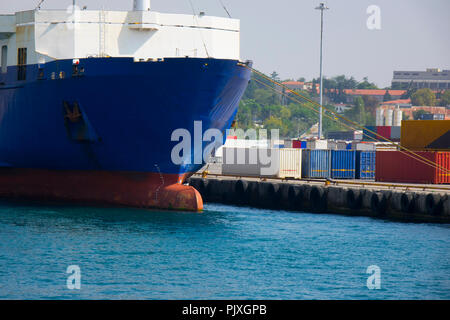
[0,168,203,212]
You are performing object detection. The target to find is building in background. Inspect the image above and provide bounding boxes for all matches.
[392,68,450,90]
[282,81,319,93]
[342,89,406,104]
[333,103,352,114]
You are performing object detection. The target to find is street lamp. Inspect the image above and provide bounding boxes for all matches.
[315,3,329,139]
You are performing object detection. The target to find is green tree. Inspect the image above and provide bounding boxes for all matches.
[354,96,366,125]
[253,88,276,106]
[280,106,291,120]
[270,71,280,82]
[413,109,429,120]
[264,116,288,137]
[411,88,436,106]
[439,90,450,106]
[362,95,379,116]
[400,86,416,99]
[357,77,379,89]
[236,99,260,128]
[383,90,392,102]
[344,97,366,125]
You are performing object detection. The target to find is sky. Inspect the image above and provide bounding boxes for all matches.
[1,0,449,88]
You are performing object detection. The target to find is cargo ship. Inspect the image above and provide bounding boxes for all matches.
[0,1,251,211]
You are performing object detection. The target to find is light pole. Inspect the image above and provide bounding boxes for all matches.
[315,3,329,139]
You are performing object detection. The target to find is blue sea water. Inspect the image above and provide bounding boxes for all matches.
[0,200,449,300]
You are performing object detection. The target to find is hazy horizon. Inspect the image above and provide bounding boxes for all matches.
[1,0,448,88]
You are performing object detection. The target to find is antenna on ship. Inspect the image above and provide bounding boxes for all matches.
[35,0,45,10]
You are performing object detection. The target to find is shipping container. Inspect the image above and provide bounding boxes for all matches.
[222,148,302,179]
[375,151,450,184]
[363,126,377,141]
[271,140,285,148]
[302,150,331,178]
[390,126,401,140]
[291,140,307,149]
[419,114,445,120]
[224,138,270,149]
[331,150,356,179]
[377,126,391,140]
[327,131,356,141]
[350,142,376,151]
[279,148,302,178]
[356,151,376,179]
[284,140,293,148]
[307,140,328,150]
[401,120,450,151]
[354,131,363,141]
[336,141,348,150]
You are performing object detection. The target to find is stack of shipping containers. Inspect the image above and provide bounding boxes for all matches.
[376,120,450,184]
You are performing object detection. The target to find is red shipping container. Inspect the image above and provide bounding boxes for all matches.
[376,126,392,140]
[292,140,302,148]
[376,151,450,184]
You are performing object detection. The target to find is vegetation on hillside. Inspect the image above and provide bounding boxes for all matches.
[235,72,449,139]
[235,73,378,138]
[411,88,436,106]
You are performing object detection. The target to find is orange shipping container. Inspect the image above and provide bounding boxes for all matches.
[400,120,450,151]
[376,151,450,184]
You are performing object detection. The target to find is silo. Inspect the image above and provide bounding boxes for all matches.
[385,109,394,127]
[376,108,385,126]
[393,109,403,127]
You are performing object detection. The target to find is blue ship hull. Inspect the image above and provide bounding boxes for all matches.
[0,57,251,210]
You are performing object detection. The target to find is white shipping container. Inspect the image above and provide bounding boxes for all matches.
[222,148,302,179]
[271,140,285,147]
[284,140,293,148]
[307,140,328,150]
[336,141,348,150]
[351,142,376,151]
[307,139,337,150]
[327,141,337,150]
[354,130,363,140]
[279,148,302,179]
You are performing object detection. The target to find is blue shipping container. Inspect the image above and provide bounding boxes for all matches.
[356,151,376,180]
[302,150,331,178]
[363,126,377,141]
[301,141,307,149]
[331,150,356,179]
